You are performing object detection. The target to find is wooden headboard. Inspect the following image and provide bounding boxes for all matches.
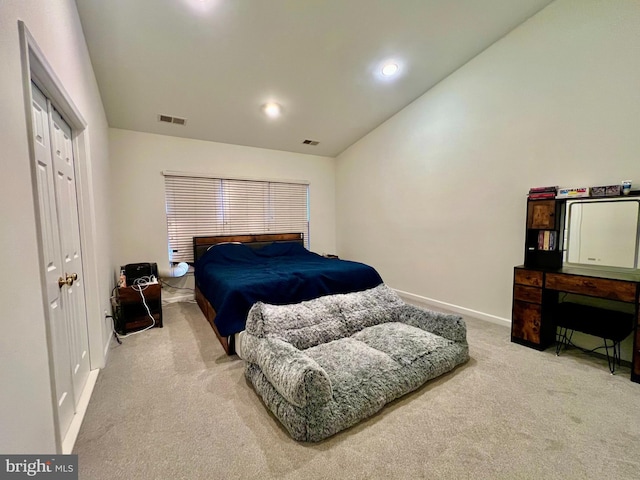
[192,232,304,263]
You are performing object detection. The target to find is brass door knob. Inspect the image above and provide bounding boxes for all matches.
[57,273,78,289]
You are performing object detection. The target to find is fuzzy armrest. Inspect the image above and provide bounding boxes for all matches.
[242,334,333,408]
[394,304,467,343]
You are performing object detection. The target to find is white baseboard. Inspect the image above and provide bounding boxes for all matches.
[393,288,511,327]
[103,331,112,363]
[162,293,194,304]
[62,368,99,454]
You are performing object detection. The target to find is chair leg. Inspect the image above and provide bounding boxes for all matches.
[556,327,563,356]
[556,327,567,356]
[566,329,574,349]
[556,327,574,356]
[603,338,617,375]
[614,341,621,368]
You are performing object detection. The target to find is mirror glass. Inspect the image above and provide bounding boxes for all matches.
[565,198,640,269]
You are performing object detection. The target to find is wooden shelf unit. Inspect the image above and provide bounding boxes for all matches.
[513,194,640,382]
[524,198,565,269]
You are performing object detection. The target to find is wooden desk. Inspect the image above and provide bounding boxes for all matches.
[511,265,640,383]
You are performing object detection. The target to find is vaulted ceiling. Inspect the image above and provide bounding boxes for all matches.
[76,0,554,157]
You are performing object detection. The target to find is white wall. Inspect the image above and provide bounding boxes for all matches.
[109,128,336,277]
[0,1,111,453]
[336,0,640,329]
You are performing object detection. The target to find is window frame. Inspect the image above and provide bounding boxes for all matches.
[163,171,310,263]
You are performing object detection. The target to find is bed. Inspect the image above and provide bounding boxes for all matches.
[193,233,383,354]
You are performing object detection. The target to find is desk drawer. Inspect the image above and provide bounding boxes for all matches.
[514,285,542,304]
[545,273,636,303]
[514,269,543,287]
[512,300,541,345]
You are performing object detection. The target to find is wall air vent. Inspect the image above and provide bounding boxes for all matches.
[158,114,187,126]
[302,139,319,146]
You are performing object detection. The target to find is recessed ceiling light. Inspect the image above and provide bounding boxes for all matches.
[262,102,282,118]
[381,63,399,76]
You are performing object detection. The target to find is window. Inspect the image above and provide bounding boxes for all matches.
[164,173,309,263]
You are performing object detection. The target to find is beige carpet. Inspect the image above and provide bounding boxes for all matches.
[74,302,640,479]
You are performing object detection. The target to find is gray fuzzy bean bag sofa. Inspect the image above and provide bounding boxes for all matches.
[240,284,469,442]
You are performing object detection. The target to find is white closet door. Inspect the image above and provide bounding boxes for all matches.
[31,83,75,436]
[50,109,90,404]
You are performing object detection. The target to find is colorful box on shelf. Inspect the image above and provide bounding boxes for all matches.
[556,187,589,198]
[591,185,622,197]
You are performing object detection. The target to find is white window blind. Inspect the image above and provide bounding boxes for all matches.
[222,179,269,235]
[269,182,309,233]
[164,174,309,262]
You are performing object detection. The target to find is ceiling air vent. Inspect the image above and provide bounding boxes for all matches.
[302,139,319,146]
[158,114,187,126]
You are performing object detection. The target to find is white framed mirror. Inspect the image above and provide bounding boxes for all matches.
[565,198,640,270]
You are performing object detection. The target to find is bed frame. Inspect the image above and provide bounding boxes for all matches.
[193,232,304,355]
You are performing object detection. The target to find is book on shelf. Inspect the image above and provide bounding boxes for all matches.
[529,185,558,194]
[537,231,556,251]
[528,192,557,200]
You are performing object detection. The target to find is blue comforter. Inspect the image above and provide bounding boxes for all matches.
[195,242,383,337]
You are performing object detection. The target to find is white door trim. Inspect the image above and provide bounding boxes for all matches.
[18,21,105,453]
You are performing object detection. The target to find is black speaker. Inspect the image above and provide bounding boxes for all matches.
[123,262,157,285]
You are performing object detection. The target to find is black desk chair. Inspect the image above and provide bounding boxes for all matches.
[554,302,634,374]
